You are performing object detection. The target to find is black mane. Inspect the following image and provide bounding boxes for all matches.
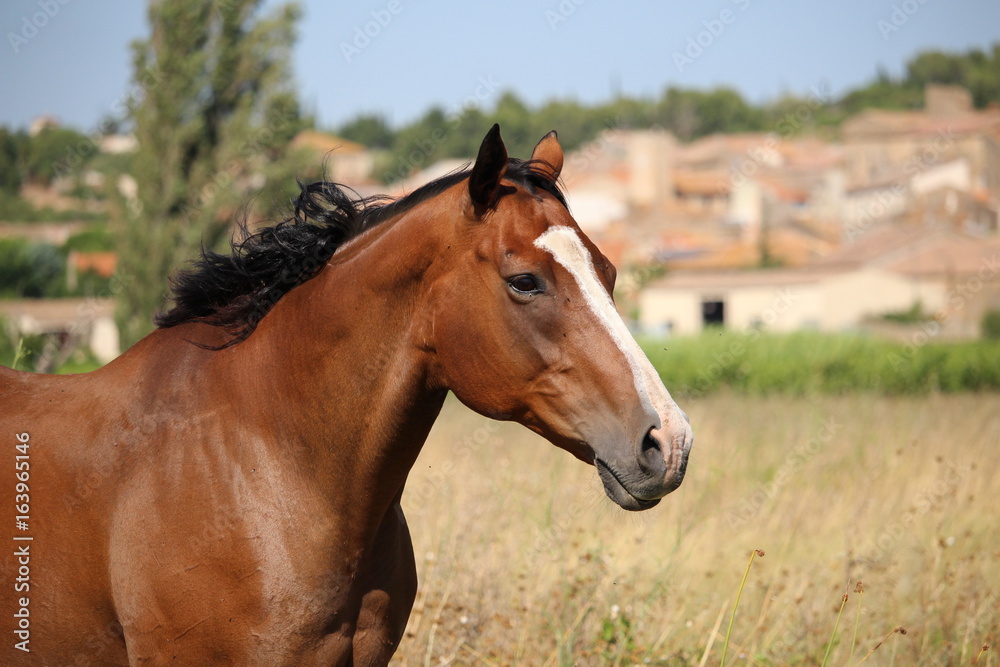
[155,158,567,348]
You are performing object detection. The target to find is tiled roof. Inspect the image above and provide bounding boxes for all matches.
[884,236,1000,278]
[646,268,834,290]
[673,169,731,196]
[811,226,1000,277]
[290,130,368,154]
[842,109,1000,141]
[69,251,118,278]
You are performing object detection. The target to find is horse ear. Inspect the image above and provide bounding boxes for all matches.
[530,130,563,182]
[468,123,508,216]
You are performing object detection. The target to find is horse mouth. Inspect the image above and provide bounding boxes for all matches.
[594,459,662,512]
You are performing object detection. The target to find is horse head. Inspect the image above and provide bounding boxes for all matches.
[429,125,692,510]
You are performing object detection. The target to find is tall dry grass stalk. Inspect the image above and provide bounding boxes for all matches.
[720,548,763,666]
[858,625,907,663]
[821,592,849,667]
[849,580,865,665]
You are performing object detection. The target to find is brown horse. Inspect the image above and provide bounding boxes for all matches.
[0,126,692,665]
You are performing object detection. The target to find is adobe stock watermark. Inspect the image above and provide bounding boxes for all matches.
[177,106,299,221]
[844,126,955,243]
[877,0,933,41]
[565,117,658,175]
[673,0,753,72]
[381,75,501,185]
[726,417,840,528]
[402,419,502,514]
[340,0,406,63]
[856,460,970,565]
[532,496,591,560]
[12,431,33,653]
[679,286,800,397]
[67,619,126,665]
[722,83,832,194]
[545,0,588,31]
[7,0,72,54]
[51,65,163,182]
[884,253,1000,371]
[23,265,134,374]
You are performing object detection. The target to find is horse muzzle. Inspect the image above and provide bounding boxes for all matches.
[594,423,693,511]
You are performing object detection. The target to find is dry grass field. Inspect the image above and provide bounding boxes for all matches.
[393,393,998,666]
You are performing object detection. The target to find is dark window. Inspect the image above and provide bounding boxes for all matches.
[702,299,725,327]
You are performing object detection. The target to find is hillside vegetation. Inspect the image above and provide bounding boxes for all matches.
[333,44,1000,181]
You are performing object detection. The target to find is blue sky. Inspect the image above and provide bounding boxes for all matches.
[2,0,999,133]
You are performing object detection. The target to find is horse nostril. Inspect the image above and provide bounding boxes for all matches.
[638,427,667,476]
[641,427,661,455]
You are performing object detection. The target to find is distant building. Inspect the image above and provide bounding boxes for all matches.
[0,299,120,365]
[661,132,847,268]
[639,266,921,336]
[639,228,1000,338]
[0,222,87,245]
[671,169,730,218]
[841,85,1000,194]
[388,159,468,197]
[29,114,59,137]
[289,130,375,185]
[561,128,675,230]
[624,130,675,212]
[66,251,118,291]
[99,134,138,154]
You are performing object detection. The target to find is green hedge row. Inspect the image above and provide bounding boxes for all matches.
[640,330,1000,397]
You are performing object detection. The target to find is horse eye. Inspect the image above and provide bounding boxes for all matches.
[508,274,540,294]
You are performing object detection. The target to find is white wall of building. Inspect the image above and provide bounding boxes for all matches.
[638,268,946,336]
[819,268,924,330]
[911,158,971,195]
[638,290,702,335]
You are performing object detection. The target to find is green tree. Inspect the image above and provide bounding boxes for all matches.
[697,88,762,135]
[440,105,488,157]
[0,127,26,193]
[656,87,766,140]
[492,91,535,156]
[335,42,1000,185]
[838,77,923,115]
[338,113,394,149]
[838,46,1000,114]
[656,87,703,140]
[380,107,451,183]
[24,127,92,185]
[906,50,967,87]
[982,309,1000,340]
[0,238,64,298]
[112,0,304,348]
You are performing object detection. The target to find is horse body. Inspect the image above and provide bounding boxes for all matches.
[0,127,692,665]
[3,201,446,664]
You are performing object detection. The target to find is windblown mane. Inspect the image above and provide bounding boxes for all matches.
[155,158,567,348]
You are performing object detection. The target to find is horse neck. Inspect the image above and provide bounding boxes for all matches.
[232,202,450,520]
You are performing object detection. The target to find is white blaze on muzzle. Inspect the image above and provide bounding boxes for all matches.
[534,226,688,443]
